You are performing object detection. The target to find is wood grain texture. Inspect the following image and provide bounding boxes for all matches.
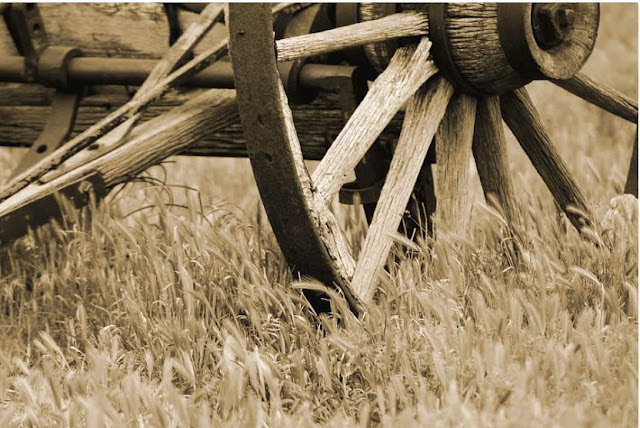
[312,37,436,204]
[501,88,592,231]
[0,89,238,230]
[40,4,226,182]
[137,3,224,95]
[552,72,638,124]
[0,3,225,58]
[276,12,428,62]
[352,76,453,304]
[445,3,529,94]
[0,86,409,160]
[472,96,520,228]
[0,37,230,201]
[435,93,478,236]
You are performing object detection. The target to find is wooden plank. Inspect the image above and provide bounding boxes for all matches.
[472,96,520,228]
[275,12,428,62]
[0,89,238,238]
[0,3,228,58]
[435,93,478,236]
[0,36,230,201]
[351,76,453,304]
[552,73,638,124]
[501,88,592,231]
[0,89,406,160]
[0,3,169,58]
[312,37,436,204]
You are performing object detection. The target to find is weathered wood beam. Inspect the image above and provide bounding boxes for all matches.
[472,96,520,228]
[0,88,407,161]
[312,37,436,204]
[352,76,453,305]
[552,72,638,124]
[275,12,428,62]
[501,88,592,231]
[435,93,477,236]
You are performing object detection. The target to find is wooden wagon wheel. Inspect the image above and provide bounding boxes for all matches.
[228,3,637,314]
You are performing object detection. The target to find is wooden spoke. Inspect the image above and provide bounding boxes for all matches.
[625,130,638,196]
[312,37,436,204]
[352,76,454,304]
[552,72,638,124]
[275,12,428,62]
[435,93,478,236]
[472,96,520,228]
[501,88,592,231]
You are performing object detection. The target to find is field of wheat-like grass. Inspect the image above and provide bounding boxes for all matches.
[0,3,637,427]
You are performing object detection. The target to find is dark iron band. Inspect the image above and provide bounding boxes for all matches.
[427,3,487,98]
[496,4,545,81]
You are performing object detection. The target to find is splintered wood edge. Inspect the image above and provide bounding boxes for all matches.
[276,12,428,62]
[312,37,436,204]
[0,37,230,203]
[435,93,478,237]
[352,76,454,305]
[0,89,238,218]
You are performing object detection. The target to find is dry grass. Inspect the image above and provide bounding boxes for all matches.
[0,4,637,427]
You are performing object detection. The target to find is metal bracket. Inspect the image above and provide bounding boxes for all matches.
[9,45,85,178]
[278,3,332,104]
[339,179,384,205]
[2,3,48,82]
[9,90,83,178]
[0,172,107,244]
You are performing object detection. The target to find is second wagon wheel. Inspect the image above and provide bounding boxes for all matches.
[229,3,638,314]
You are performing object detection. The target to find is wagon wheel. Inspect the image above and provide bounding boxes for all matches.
[228,3,638,314]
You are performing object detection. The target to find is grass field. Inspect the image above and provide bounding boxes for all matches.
[0,4,638,426]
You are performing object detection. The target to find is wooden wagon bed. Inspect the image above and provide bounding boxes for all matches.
[0,3,405,160]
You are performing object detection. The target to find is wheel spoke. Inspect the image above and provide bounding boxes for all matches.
[552,72,638,124]
[625,130,638,196]
[472,96,520,228]
[352,76,454,304]
[275,12,428,62]
[312,37,436,204]
[435,93,478,236]
[501,88,592,231]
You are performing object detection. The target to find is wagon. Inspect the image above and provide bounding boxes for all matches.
[0,3,637,314]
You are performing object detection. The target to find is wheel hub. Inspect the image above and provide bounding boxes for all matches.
[346,3,599,95]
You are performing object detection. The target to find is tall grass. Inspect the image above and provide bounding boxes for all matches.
[0,3,637,427]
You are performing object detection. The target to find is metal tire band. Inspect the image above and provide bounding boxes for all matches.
[496,4,544,81]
